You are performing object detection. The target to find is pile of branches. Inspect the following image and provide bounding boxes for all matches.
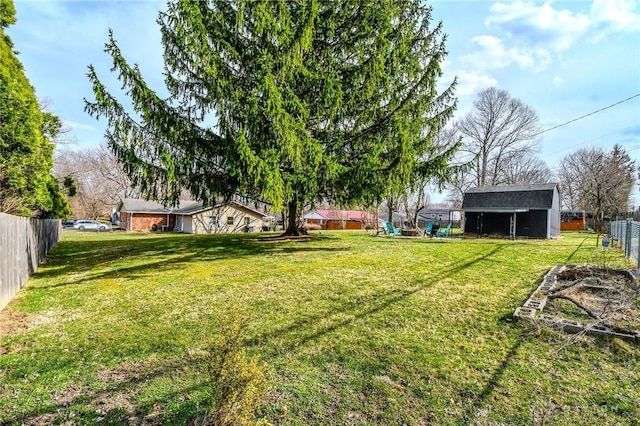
[544,266,639,337]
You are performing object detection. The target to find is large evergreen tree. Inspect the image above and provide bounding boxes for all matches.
[86,0,457,234]
[0,0,70,218]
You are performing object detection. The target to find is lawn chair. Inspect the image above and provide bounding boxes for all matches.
[378,221,390,236]
[436,223,452,237]
[384,221,402,236]
[422,221,435,237]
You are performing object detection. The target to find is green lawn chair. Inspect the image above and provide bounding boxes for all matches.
[384,221,402,236]
[436,223,452,237]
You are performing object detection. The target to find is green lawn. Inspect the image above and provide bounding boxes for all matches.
[0,230,638,425]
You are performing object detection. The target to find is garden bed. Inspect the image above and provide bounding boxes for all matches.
[515,265,640,342]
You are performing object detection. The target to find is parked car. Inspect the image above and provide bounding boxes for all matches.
[62,219,77,228]
[72,220,110,231]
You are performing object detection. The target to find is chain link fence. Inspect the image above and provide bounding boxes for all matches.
[610,219,640,268]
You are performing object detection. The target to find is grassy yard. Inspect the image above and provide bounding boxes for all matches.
[0,230,638,425]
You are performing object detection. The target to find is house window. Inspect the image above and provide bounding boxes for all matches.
[209,215,219,226]
[244,217,250,225]
[227,216,234,225]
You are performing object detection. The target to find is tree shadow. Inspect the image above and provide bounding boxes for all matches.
[245,244,508,353]
[31,233,348,289]
[3,354,211,425]
[5,243,510,425]
[458,334,527,425]
[565,234,589,263]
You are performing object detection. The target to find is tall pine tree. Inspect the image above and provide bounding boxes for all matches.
[0,0,70,217]
[86,0,457,234]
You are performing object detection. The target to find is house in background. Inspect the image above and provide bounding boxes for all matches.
[416,209,462,228]
[460,183,561,239]
[303,209,378,230]
[177,202,266,234]
[116,199,266,234]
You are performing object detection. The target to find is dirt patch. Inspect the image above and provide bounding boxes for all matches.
[556,265,634,283]
[15,355,200,426]
[0,304,31,339]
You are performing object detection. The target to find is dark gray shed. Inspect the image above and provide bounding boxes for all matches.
[460,183,561,239]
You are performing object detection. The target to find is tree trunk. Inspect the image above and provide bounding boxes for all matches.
[283,199,306,236]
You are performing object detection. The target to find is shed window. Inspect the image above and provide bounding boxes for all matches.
[209,216,218,226]
[244,217,250,225]
[227,216,234,225]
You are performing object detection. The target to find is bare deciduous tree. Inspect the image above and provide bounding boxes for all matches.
[54,142,139,218]
[557,145,637,232]
[401,187,430,229]
[39,98,76,146]
[500,152,552,185]
[456,87,542,187]
[386,127,463,226]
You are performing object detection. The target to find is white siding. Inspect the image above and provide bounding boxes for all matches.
[549,188,561,237]
[189,204,263,234]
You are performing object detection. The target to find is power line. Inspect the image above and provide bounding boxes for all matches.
[542,124,638,158]
[534,93,640,137]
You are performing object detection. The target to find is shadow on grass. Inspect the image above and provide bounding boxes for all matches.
[246,243,508,353]
[564,234,589,263]
[454,234,590,424]
[458,334,527,424]
[33,233,348,289]
[6,243,509,425]
[3,354,211,425]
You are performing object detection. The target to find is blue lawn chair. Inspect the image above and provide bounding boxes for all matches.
[384,221,402,236]
[423,221,435,237]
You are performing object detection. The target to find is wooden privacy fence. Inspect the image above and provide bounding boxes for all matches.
[0,213,61,311]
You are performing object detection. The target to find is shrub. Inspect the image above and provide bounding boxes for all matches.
[204,313,271,426]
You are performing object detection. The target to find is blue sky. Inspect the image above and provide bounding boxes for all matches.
[8,0,640,202]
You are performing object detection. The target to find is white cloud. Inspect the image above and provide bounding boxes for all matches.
[65,121,96,132]
[590,0,640,32]
[459,0,639,73]
[485,1,592,52]
[454,71,498,97]
[461,35,550,71]
[552,76,564,87]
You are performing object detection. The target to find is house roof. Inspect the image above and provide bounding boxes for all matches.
[117,199,201,214]
[304,211,328,220]
[117,199,265,218]
[461,183,559,210]
[226,202,267,218]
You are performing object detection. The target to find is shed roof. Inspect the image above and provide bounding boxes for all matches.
[462,183,558,210]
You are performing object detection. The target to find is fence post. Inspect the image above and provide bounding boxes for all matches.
[625,218,632,260]
[636,221,640,268]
